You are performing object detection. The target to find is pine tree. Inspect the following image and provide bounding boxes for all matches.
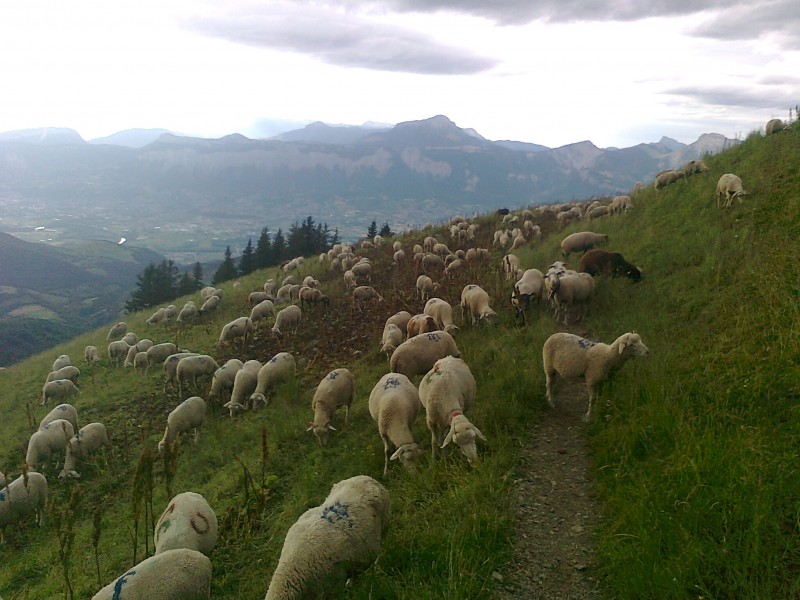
[192,262,204,290]
[367,220,378,239]
[176,271,196,296]
[125,260,179,312]
[239,238,255,275]
[271,229,286,265]
[254,227,272,269]
[213,246,238,285]
[379,222,393,237]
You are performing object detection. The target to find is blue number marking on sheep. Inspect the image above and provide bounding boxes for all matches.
[383,378,401,390]
[112,569,136,600]
[578,338,596,349]
[426,333,442,342]
[58,405,67,411]
[0,491,6,502]
[327,371,339,380]
[270,356,278,363]
[321,501,350,525]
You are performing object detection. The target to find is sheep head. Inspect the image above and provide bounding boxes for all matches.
[390,443,422,472]
[307,422,336,446]
[442,414,486,464]
[617,333,649,357]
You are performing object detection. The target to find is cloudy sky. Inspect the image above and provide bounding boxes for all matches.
[1,0,797,148]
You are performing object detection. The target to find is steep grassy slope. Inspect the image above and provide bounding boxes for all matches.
[0,124,797,599]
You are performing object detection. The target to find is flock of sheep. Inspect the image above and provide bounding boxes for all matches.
[0,134,766,597]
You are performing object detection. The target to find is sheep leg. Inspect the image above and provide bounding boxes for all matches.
[544,369,557,408]
[584,387,597,422]
[381,435,392,477]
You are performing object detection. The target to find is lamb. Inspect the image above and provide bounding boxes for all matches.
[176,355,220,395]
[380,323,404,358]
[249,352,296,408]
[106,322,127,341]
[133,352,149,371]
[40,378,79,406]
[544,331,650,420]
[389,331,461,379]
[353,286,383,311]
[299,287,329,310]
[406,313,439,338]
[218,316,254,349]
[560,231,609,258]
[415,274,439,302]
[153,492,218,556]
[272,305,302,339]
[368,373,423,475]
[548,271,595,325]
[59,422,110,479]
[418,356,486,464]
[460,284,497,325]
[579,249,642,281]
[208,358,244,404]
[146,342,180,368]
[39,403,78,432]
[84,345,101,365]
[158,396,206,455]
[0,472,48,543]
[223,360,262,417]
[716,173,748,208]
[423,297,459,335]
[307,368,355,446]
[107,340,130,367]
[91,548,212,600]
[26,418,75,470]
[264,475,390,600]
[177,301,198,324]
[45,365,80,385]
[52,354,71,371]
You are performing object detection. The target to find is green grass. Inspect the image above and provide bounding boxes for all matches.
[1,123,799,599]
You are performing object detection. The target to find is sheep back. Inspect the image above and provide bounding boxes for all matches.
[154,492,218,556]
[389,331,461,378]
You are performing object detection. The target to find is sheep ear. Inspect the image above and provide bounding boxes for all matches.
[327,424,337,431]
[306,423,314,431]
[473,426,487,442]
[441,426,454,448]
[389,447,403,461]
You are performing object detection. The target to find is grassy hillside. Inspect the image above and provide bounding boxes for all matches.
[0,123,798,599]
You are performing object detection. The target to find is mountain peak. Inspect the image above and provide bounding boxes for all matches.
[0,127,85,145]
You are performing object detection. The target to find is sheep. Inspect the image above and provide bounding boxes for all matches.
[264,279,278,295]
[133,352,149,372]
[124,344,140,368]
[511,268,545,320]
[208,358,243,404]
[163,352,200,391]
[588,205,609,220]
[432,242,450,257]
[136,338,154,352]
[158,396,206,455]
[45,365,80,385]
[299,287,329,310]
[91,548,212,600]
[368,373,422,475]
[106,322,127,341]
[549,272,595,325]
[39,403,78,432]
[609,195,632,215]
[121,332,139,346]
[406,314,438,339]
[353,286,383,311]
[385,311,413,334]
[380,323,404,358]
[307,368,355,446]
[52,354,71,371]
[200,286,217,301]
[351,261,372,283]
[176,355,220,395]
[26,419,75,470]
[418,356,485,464]
[423,297,459,335]
[146,342,180,368]
[502,254,521,281]
[264,475,390,600]
[443,258,463,278]
[223,360,262,418]
[199,294,220,314]
[543,332,650,421]
[560,231,609,258]
[415,274,439,302]
[84,345,101,365]
[146,306,167,325]
[0,472,48,543]
[654,169,684,189]
[177,301,198,324]
[343,270,357,290]
[272,305,302,339]
[107,340,130,367]
[153,492,218,556]
[579,249,642,281]
[422,253,445,274]
[249,352,296,409]
[389,331,461,379]
[460,284,497,325]
[423,235,437,252]
[716,173,748,208]
[59,422,110,479]
[393,249,406,265]
[766,118,785,135]
[683,160,709,177]
[218,316,255,349]
[40,378,79,406]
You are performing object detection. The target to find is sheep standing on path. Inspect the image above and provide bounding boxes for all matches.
[307,368,355,446]
[158,396,207,455]
[264,475,390,600]
[543,332,649,421]
[0,472,48,543]
[368,373,423,475]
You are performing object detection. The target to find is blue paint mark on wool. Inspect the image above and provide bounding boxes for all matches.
[321,501,351,525]
[112,569,136,600]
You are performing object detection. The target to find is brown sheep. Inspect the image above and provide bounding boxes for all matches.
[578,249,642,282]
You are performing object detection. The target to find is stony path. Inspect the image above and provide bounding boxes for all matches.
[493,380,605,599]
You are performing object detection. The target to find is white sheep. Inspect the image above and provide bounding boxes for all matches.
[0,472,48,543]
[368,373,423,475]
[249,352,296,409]
[415,275,439,302]
[560,231,609,258]
[543,332,649,421]
[351,261,372,283]
[106,322,127,341]
[52,354,71,371]
[548,271,595,325]
[176,301,198,324]
[272,305,302,339]
[40,378,79,406]
[84,345,101,365]
[124,344,140,368]
[393,249,406,265]
[588,205,609,220]
[158,396,206,455]
[511,268,545,320]
[264,279,278,295]
[45,365,80,385]
[91,548,212,600]
[176,355,220,395]
[146,342,180,368]
[208,358,244,404]
[154,492,218,556]
[199,294,220,314]
[385,311,413,334]
[716,173,748,208]
[423,297,459,336]
[307,368,355,446]
[163,352,200,391]
[460,284,497,325]
[145,306,167,325]
[133,351,149,372]
[418,356,485,464]
[200,286,217,301]
[249,291,270,306]
[609,195,632,215]
[353,286,383,311]
[39,403,78,432]
[766,118,785,135]
[107,340,130,367]
[380,323,404,358]
[223,360,262,417]
[59,422,110,479]
[218,316,254,348]
[421,253,445,274]
[389,331,461,379]
[299,287,329,310]
[26,419,75,471]
[264,475,390,600]
[121,332,139,346]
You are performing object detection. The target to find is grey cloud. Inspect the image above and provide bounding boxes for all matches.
[184,5,497,75]
[665,85,797,109]
[689,0,800,48]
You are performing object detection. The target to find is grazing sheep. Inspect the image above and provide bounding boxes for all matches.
[460,284,497,325]
[299,287,329,310]
[543,332,649,421]
[45,365,80,385]
[248,299,276,328]
[588,205,609,220]
[766,118,785,135]
[136,338,154,352]
[52,354,71,371]
[368,373,422,475]
[218,316,255,348]
[549,272,595,325]
[422,253,445,274]
[418,356,485,464]
[307,368,355,446]
[146,342,180,368]
[389,331,461,379]
[353,286,383,311]
[208,358,244,404]
[683,160,709,177]
[264,475,390,600]
[272,305,302,339]
[154,492,218,556]
[199,294,220,314]
[406,314,439,338]
[511,268,545,322]
[275,283,293,304]
[579,249,642,281]
[264,279,278,295]
[121,332,139,346]
[26,419,75,470]
[145,307,168,325]
[380,323,404,358]
[124,344,140,368]
[133,352,149,372]
[41,379,79,406]
[654,169,684,190]
[352,261,372,283]
[249,352,296,409]
[106,322,127,341]
[223,360,262,418]
[385,311,413,334]
[177,301,199,324]
[163,352,200,391]
[0,472,48,542]
[39,403,78,432]
[91,548,212,600]
[415,274,439,302]
[393,249,406,265]
[107,340,130,367]
[423,297,459,335]
[560,231,609,258]
[609,195,632,215]
[158,396,206,455]
[176,355,220,395]
[716,173,748,208]
[84,345,101,365]
[443,258,463,277]
[200,286,217,301]
[59,422,110,479]
[249,291,270,307]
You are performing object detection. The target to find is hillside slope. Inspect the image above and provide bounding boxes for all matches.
[0,124,797,599]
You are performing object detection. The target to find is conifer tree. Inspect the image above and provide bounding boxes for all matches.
[367,220,378,239]
[192,262,204,290]
[125,260,179,312]
[239,238,256,275]
[379,222,393,237]
[176,271,196,296]
[213,246,238,284]
[254,227,272,269]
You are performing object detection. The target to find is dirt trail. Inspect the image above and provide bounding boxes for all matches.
[493,379,604,599]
